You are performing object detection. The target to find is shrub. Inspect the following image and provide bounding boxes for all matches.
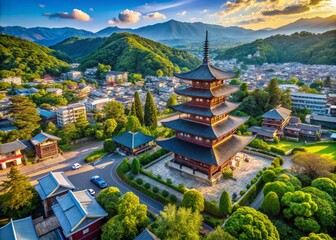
[262,170,276,183]
[128,175,134,180]
[120,159,130,173]
[249,138,271,151]
[204,200,222,217]
[294,216,320,233]
[270,147,286,155]
[166,178,172,185]
[153,186,159,193]
[274,136,280,144]
[296,174,312,187]
[103,139,116,153]
[301,233,333,240]
[136,178,143,185]
[170,195,177,202]
[260,191,280,215]
[157,174,162,180]
[263,181,295,199]
[144,182,150,189]
[85,149,107,162]
[246,184,251,189]
[219,190,232,216]
[240,190,246,196]
[272,157,284,167]
[182,189,204,212]
[138,148,168,165]
[222,166,233,179]
[162,190,169,197]
[131,158,140,175]
[263,167,267,171]
[292,147,306,154]
[311,177,336,201]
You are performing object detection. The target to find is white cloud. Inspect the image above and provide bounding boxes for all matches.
[144,12,167,20]
[39,4,45,8]
[108,9,141,24]
[136,0,194,12]
[201,9,208,13]
[177,11,187,16]
[44,9,91,21]
[89,8,94,11]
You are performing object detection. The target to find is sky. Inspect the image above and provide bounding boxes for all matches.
[0,0,335,32]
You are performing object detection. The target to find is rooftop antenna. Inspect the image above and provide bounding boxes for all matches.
[203,30,209,64]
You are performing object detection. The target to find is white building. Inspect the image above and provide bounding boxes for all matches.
[105,71,128,84]
[85,98,111,111]
[0,76,22,85]
[56,103,86,127]
[291,92,327,115]
[64,71,82,81]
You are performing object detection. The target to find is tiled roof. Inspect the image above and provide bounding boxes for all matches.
[247,126,277,138]
[162,115,249,139]
[35,172,75,200]
[172,101,240,117]
[38,108,56,119]
[175,85,239,98]
[0,216,38,240]
[134,228,158,240]
[174,63,236,81]
[113,131,156,149]
[0,140,26,154]
[297,123,321,132]
[157,135,254,166]
[262,107,291,120]
[52,190,107,237]
[30,132,60,145]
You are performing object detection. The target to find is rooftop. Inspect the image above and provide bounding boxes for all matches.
[247,126,277,138]
[30,132,61,146]
[175,84,239,98]
[0,216,38,240]
[0,140,26,154]
[113,131,156,149]
[262,106,291,120]
[38,108,56,119]
[134,228,158,240]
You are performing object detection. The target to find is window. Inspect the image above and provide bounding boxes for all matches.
[83,228,89,235]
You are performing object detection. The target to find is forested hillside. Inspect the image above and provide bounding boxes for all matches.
[80,32,201,76]
[216,31,336,65]
[0,35,70,80]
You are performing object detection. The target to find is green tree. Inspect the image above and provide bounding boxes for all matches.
[75,113,89,134]
[281,89,292,109]
[144,91,157,130]
[104,139,117,153]
[262,170,276,183]
[58,123,79,144]
[300,232,333,240]
[266,78,281,109]
[126,115,141,132]
[311,178,336,201]
[154,204,203,240]
[10,95,41,140]
[131,158,140,175]
[263,181,295,199]
[45,122,57,135]
[129,73,144,84]
[294,216,320,233]
[130,102,136,116]
[182,189,204,212]
[102,100,126,122]
[323,76,331,88]
[104,118,118,136]
[166,93,178,110]
[134,91,144,125]
[156,69,163,77]
[230,78,242,85]
[224,206,279,240]
[219,190,232,216]
[260,191,280,216]
[96,63,111,79]
[0,167,38,219]
[96,187,121,218]
[206,226,237,240]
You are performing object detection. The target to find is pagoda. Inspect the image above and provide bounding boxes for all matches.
[157,31,254,184]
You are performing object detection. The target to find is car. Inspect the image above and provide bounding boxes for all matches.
[87,189,95,196]
[72,163,81,170]
[90,175,107,189]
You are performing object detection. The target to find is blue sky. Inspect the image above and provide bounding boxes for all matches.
[0,0,334,31]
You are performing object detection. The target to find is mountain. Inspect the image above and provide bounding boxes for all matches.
[215,31,336,65]
[80,32,201,76]
[0,34,70,80]
[1,15,335,46]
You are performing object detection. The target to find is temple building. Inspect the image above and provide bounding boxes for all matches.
[30,131,61,160]
[0,140,26,170]
[157,32,254,184]
[113,131,156,155]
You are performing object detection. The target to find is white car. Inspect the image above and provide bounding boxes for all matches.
[72,163,81,170]
[87,189,95,196]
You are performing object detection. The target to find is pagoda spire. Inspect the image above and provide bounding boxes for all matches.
[203,30,209,64]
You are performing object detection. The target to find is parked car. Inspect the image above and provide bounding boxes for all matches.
[72,163,81,170]
[87,189,95,196]
[90,175,107,188]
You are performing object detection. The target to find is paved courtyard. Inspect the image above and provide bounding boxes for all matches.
[146,152,272,203]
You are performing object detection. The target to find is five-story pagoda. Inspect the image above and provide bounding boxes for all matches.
[157,31,255,185]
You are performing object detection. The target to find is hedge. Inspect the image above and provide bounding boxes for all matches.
[203,214,223,228]
[138,149,168,166]
[85,149,107,163]
[270,147,286,156]
[292,147,307,154]
[204,200,223,218]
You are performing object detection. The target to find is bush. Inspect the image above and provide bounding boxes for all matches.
[296,174,312,187]
[131,158,140,175]
[204,200,222,217]
[294,216,320,233]
[85,149,107,162]
[311,177,336,201]
[260,191,280,215]
[250,138,271,151]
[262,170,276,183]
[270,147,286,155]
[119,159,130,173]
[138,148,168,166]
[128,175,134,180]
[170,195,177,202]
[162,190,169,197]
[219,190,232,216]
[240,190,246,196]
[166,178,172,185]
[136,178,143,185]
[292,147,306,154]
[222,166,233,179]
[246,184,251,189]
[103,139,116,153]
[144,182,150,189]
[157,174,162,180]
[263,181,295,199]
[182,189,205,212]
[263,167,267,171]
[153,186,159,193]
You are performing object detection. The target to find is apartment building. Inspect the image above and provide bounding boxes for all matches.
[291,92,327,115]
[85,98,111,111]
[105,71,128,85]
[56,103,86,127]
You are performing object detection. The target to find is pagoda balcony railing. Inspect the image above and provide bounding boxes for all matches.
[184,115,211,124]
[176,134,212,147]
[192,81,211,89]
[188,99,211,107]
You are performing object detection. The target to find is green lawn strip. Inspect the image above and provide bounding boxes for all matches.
[304,143,336,160]
[268,140,304,152]
[85,148,107,163]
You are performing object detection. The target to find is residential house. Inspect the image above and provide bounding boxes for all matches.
[0,140,26,170]
[85,98,111,111]
[0,216,38,240]
[284,122,321,140]
[35,171,76,217]
[64,71,82,81]
[0,76,22,85]
[309,114,336,129]
[52,190,108,240]
[15,87,39,96]
[46,88,63,95]
[30,131,61,160]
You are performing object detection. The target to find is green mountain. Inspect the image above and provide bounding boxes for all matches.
[216,31,336,65]
[80,32,201,76]
[0,34,70,80]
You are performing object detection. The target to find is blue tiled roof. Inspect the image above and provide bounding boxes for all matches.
[30,132,60,145]
[35,172,75,200]
[134,228,158,240]
[262,107,291,120]
[113,131,156,149]
[52,190,107,237]
[0,216,38,240]
[38,108,56,119]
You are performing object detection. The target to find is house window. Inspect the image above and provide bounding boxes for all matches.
[83,228,89,235]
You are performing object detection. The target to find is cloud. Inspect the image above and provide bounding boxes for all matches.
[136,0,193,12]
[108,9,141,24]
[39,4,45,8]
[218,0,254,16]
[201,9,208,13]
[262,4,310,16]
[309,0,324,5]
[89,8,94,11]
[177,11,187,16]
[144,12,167,20]
[44,9,91,21]
[236,18,266,25]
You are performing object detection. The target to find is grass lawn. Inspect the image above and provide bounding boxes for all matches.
[304,143,336,160]
[85,148,107,163]
[268,140,304,151]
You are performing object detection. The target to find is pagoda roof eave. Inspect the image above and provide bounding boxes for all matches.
[175,85,239,98]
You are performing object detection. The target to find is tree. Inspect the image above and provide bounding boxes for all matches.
[182,189,204,212]
[130,102,136,116]
[281,89,292,109]
[224,206,279,240]
[133,91,144,125]
[260,191,280,215]
[45,122,57,135]
[294,216,320,233]
[101,192,148,240]
[131,158,140,175]
[263,181,295,199]
[96,63,111,79]
[154,204,203,240]
[126,115,141,132]
[104,118,118,136]
[311,177,336,201]
[266,78,281,109]
[262,170,276,183]
[166,93,178,110]
[129,73,143,84]
[219,190,232,216]
[104,139,117,153]
[292,152,336,179]
[206,226,237,240]
[144,91,157,130]
[222,166,233,179]
[10,95,41,140]
[102,100,126,123]
[75,113,89,134]
[230,78,242,85]
[0,167,38,219]
[96,187,121,218]
[156,69,163,77]
[300,233,333,240]
[323,76,332,88]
